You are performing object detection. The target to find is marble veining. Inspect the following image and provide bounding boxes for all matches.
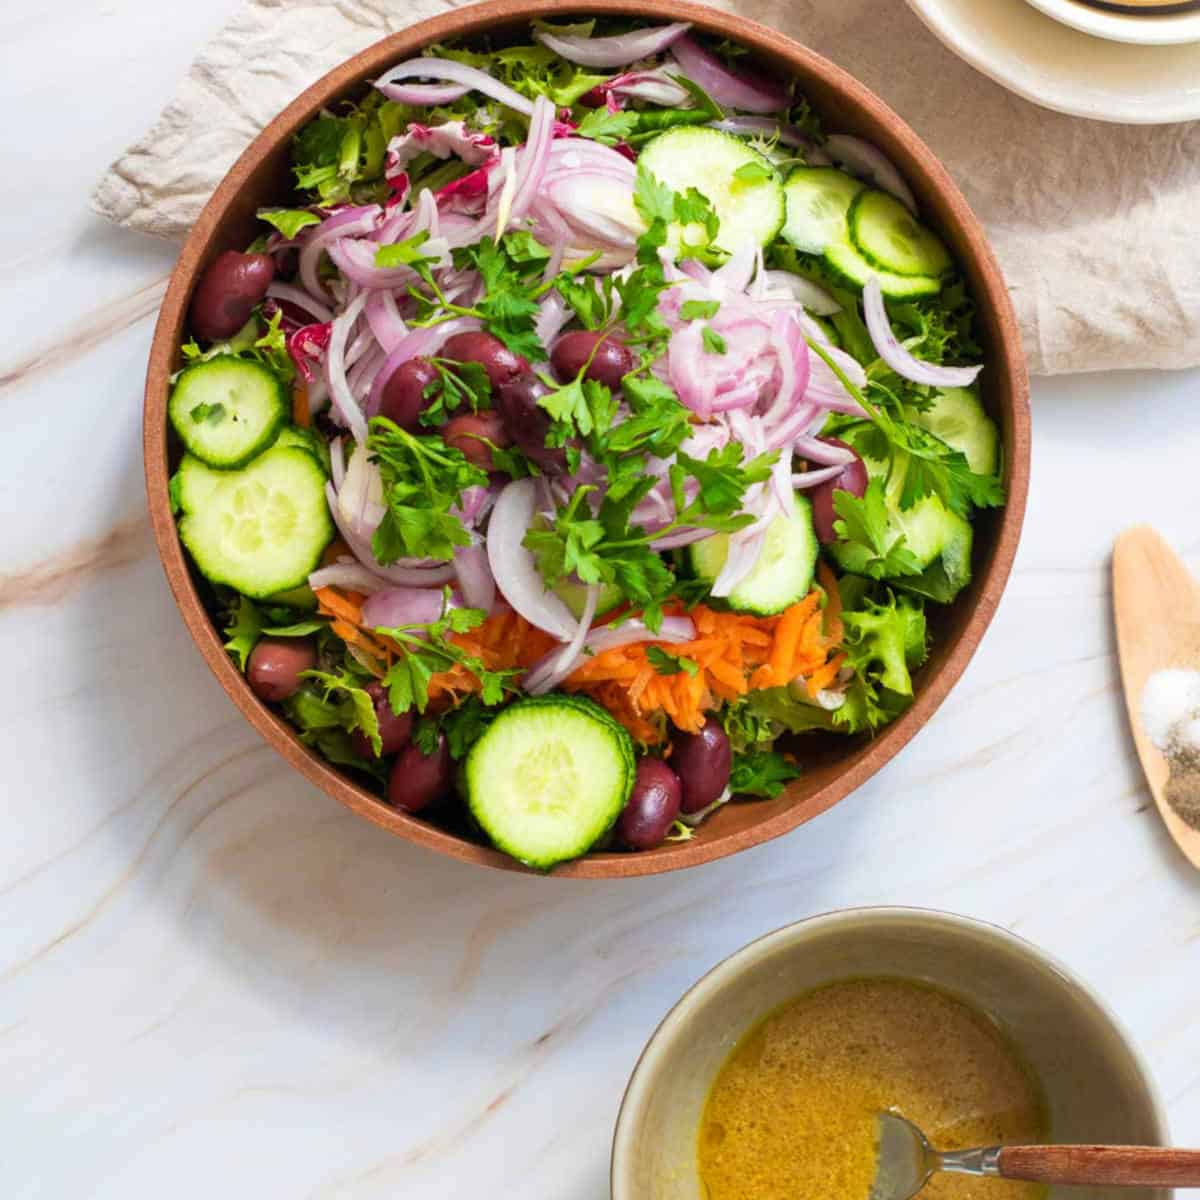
[3,1,1200,1196]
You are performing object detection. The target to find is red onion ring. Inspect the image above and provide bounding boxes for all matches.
[377,80,470,106]
[533,21,691,68]
[486,479,578,642]
[453,541,496,613]
[708,116,828,160]
[862,277,982,388]
[524,583,600,695]
[326,292,369,444]
[668,36,789,113]
[299,206,381,300]
[373,58,534,117]
[308,560,393,594]
[361,587,448,629]
[266,282,333,324]
[823,135,917,214]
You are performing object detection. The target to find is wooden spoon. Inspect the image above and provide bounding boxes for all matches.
[1112,525,1200,867]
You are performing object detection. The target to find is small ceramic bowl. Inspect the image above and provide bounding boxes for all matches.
[144,0,1030,878]
[613,908,1168,1199]
[1022,0,1200,45]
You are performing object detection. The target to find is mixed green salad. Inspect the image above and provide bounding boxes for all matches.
[168,19,1004,870]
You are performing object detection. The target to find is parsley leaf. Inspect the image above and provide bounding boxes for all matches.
[257,208,321,239]
[413,695,497,759]
[646,646,699,677]
[302,668,384,756]
[576,108,640,146]
[368,417,488,564]
[376,594,517,714]
[702,327,727,355]
[680,299,720,321]
[375,230,444,271]
[831,481,924,579]
[418,358,492,428]
[454,237,543,359]
[223,596,263,671]
[732,160,774,185]
[729,748,802,798]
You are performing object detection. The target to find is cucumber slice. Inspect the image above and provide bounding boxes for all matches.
[823,239,942,299]
[690,493,818,616]
[177,446,334,598]
[553,577,623,620]
[267,585,319,611]
[828,456,974,602]
[781,167,864,255]
[638,127,785,253]
[465,696,635,870]
[912,387,998,476]
[849,190,952,278]
[168,357,288,469]
[275,425,331,475]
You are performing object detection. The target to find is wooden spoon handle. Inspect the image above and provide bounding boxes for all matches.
[999,1145,1200,1187]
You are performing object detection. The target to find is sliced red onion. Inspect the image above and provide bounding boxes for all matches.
[266,282,333,324]
[373,58,534,117]
[862,276,982,388]
[668,37,789,113]
[582,615,696,655]
[649,527,714,551]
[759,270,840,315]
[709,117,827,160]
[362,587,447,630]
[510,96,557,226]
[603,66,693,107]
[487,479,578,642]
[824,134,917,215]
[535,291,570,350]
[299,206,381,300]
[524,583,600,695]
[711,525,766,597]
[377,80,470,105]
[326,291,369,444]
[330,436,346,490]
[364,290,408,353]
[544,172,642,248]
[533,22,690,68]
[453,541,495,612]
[793,435,855,467]
[792,464,847,489]
[327,234,450,291]
[308,560,393,594]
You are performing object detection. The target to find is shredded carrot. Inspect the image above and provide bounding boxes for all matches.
[312,583,845,743]
[293,383,310,427]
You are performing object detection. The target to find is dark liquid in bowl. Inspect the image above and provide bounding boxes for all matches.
[1070,0,1200,12]
[698,978,1047,1200]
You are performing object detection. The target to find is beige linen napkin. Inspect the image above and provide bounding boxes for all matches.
[92,0,1200,375]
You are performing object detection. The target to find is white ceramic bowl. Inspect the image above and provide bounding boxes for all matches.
[1023,0,1200,45]
[613,908,1169,1200]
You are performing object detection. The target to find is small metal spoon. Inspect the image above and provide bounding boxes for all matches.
[869,1111,1200,1200]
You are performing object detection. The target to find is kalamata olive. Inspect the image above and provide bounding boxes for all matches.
[388,736,453,813]
[189,250,275,342]
[672,718,732,814]
[550,330,636,390]
[444,411,511,471]
[378,357,440,431]
[810,437,870,544]
[351,682,414,759]
[494,375,569,476]
[440,331,529,391]
[246,637,316,703]
[616,757,683,850]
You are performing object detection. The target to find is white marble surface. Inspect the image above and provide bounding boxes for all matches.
[3,2,1200,1196]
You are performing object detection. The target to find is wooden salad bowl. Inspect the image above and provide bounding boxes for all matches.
[143,0,1030,878]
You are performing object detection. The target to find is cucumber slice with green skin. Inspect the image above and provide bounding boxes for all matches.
[849,190,952,278]
[465,696,635,870]
[554,577,623,620]
[822,239,942,299]
[266,584,319,611]
[275,425,331,475]
[828,455,974,601]
[690,493,819,616]
[638,127,785,254]
[911,387,998,476]
[781,166,864,255]
[168,357,288,469]
[177,446,334,599]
